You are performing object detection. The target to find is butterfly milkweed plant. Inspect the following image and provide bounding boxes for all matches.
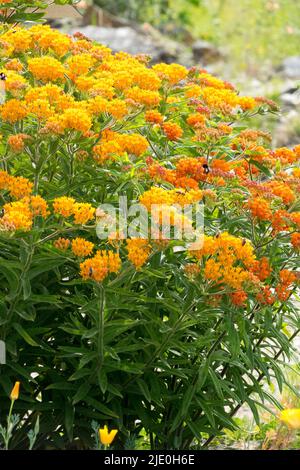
[0,9,299,450]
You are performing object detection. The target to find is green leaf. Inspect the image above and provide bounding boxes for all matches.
[12,323,39,347]
[72,382,91,405]
[137,378,151,402]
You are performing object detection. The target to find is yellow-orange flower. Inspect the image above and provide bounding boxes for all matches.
[126,238,151,269]
[10,381,20,400]
[30,195,49,217]
[280,409,300,429]
[53,197,75,218]
[73,202,95,225]
[162,122,183,141]
[0,99,28,123]
[8,176,33,199]
[54,238,70,251]
[28,56,65,82]
[80,250,121,282]
[99,425,118,446]
[71,237,94,257]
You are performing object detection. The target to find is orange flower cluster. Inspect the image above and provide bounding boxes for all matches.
[251,257,272,281]
[190,232,258,301]
[247,198,272,221]
[291,233,300,250]
[275,270,298,301]
[162,122,183,141]
[145,109,163,124]
[80,250,121,282]
[126,238,151,269]
[0,196,48,232]
[7,133,31,152]
[93,130,148,163]
[256,286,275,305]
[0,170,33,199]
[53,197,95,225]
[54,237,70,251]
[72,237,95,257]
[0,23,299,313]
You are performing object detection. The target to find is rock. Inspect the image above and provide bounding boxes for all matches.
[46,5,193,64]
[192,40,222,65]
[273,110,300,148]
[69,25,192,65]
[47,17,82,31]
[281,88,300,108]
[279,56,300,79]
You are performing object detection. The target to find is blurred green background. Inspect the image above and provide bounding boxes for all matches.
[94,0,300,75]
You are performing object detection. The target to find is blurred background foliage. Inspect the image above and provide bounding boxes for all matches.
[94,0,300,74]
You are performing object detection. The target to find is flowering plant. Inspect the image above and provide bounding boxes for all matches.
[0,23,299,449]
[0,0,73,24]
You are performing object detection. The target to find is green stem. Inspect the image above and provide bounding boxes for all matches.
[97,283,105,371]
[4,399,15,450]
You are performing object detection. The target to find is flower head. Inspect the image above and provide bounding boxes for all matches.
[99,425,118,446]
[280,409,300,429]
[10,381,20,401]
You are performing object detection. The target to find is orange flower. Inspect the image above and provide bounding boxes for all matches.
[99,425,118,446]
[71,237,94,257]
[145,109,163,124]
[80,250,121,282]
[53,197,75,218]
[73,202,95,225]
[8,176,33,199]
[187,113,206,128]
[1,99,28,123]
[231,290,247,306]
[251,257,272,281]
[162,122,183,141]
[256,286,275,305]
[8,133,30,152]
[275,269,297,301]
[54,238,70,251]
[248,198,272,221]
[126,238,151,269]
[291,232,300,250]
[280,409,300,429]
[30,195,48,217]
[28,56,65,82]
[10,381,20,400]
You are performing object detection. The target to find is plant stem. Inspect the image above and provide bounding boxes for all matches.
[97,283,105,371]
[4,399,14,450]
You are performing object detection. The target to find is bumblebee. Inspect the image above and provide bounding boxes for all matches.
[202,163,210,174]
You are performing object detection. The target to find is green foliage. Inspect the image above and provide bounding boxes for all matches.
[173,0,300,72]
[94,0,202,27]
[0,23,299,450]
[0,0,74,24]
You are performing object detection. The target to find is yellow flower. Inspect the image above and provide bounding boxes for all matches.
[280,409,300,429]
[126,238,151,269]
[80,250,121,282]
[60,108,92,134]
[10,381,20,401]
[99,425,118,446]
[28,56,66,83]
[73,202,95,225]
[71,237,94,258]
[0,99,28,124]
[53,196,75,218]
